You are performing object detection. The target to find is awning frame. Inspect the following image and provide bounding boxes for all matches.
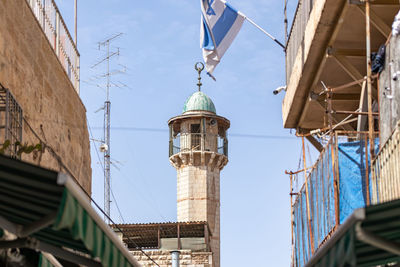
[0,236,102,267]
[0,170,141,267]
[306,204,400,267]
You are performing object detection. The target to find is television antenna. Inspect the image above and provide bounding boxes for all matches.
[90,32,127,223]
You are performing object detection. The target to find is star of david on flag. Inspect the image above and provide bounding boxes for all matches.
[200,0,245,79]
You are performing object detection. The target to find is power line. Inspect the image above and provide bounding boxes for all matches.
[0,88,160,266]
[88,122,125,224]
[90,126,296,140]
[111,187,125,224]
[86,122,159,265]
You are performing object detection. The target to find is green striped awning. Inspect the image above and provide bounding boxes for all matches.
[306,199,400,267]
[0,154,140,267]
[39,253,62,267]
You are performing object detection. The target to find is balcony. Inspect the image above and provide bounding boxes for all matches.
[283,0,399,129]
[169,133,228,157]
[372,121,400,204]
[289,131,379,266]
[26,0,80,93]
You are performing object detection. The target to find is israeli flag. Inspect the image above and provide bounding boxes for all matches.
[200,0,245,78]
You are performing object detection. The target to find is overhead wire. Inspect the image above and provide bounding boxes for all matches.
[89,120,174,255]
[0,89,160,267]
[90,126,296,140]
[88,122,126,224]
[110,116,169,222]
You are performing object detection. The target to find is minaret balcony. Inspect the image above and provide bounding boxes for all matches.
[169,133,228,170]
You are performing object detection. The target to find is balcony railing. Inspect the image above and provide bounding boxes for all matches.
[372,122,400,204]
[26,0,80,93]
[290,131,378,267]
[286,0,314,83]
[169,133,228,157]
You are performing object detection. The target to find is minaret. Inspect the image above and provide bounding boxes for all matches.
[168,63,229,267]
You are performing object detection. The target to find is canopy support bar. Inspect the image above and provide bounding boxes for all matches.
[305,208,366,267]
[38,239,102,267]
[0,238,102,267]
[19,212,58,237]
[355,222,400,255]
[0,212,57,238]
[0,215,18,234]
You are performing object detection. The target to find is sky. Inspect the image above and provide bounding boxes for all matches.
[56,1,310,266]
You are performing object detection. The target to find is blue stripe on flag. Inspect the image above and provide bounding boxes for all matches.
[212,5,238,47]
[225,2,239,13]
[202,17,215,50]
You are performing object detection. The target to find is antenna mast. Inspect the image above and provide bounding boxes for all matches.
[92,33,124,223]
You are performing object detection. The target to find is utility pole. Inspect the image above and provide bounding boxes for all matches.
[91,33,124,223]
[74,0,77,46]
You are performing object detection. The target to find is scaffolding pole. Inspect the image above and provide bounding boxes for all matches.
[302,136,315,255]
[290,173,295,267]
[365,0,377,203]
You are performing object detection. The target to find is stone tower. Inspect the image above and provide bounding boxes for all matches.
[168,64,230,267]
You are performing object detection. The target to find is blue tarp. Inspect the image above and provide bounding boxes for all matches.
[293,139,379,267]
[338,140,378,224]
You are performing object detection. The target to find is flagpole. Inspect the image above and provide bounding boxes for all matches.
[243,15,286,51]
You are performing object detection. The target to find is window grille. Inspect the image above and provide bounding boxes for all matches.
[0,84,23,158]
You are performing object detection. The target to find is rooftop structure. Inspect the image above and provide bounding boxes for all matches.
[283,0,398,131]
[281,1,400,266]
[113,222,211,251]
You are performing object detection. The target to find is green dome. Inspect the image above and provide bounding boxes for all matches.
[182,91,216,114]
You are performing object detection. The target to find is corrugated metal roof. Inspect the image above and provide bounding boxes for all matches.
[113,222,209,250]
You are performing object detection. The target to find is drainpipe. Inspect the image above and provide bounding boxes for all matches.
[171,251,180,267]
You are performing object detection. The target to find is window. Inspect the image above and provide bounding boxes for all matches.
[0,84,23,158]
[190,124,201,150]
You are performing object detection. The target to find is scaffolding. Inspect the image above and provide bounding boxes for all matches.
[283,1,400,265]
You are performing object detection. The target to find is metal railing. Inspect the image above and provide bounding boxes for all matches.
[0,85,23,158]
[26,0,80,93]
[169,133,228,157]
[286,0,314,83]
[372,122,400,204]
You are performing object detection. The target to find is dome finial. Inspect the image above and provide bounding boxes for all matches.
[195,62,204,91]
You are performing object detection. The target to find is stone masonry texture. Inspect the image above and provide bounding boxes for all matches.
[0,0,92,193]
[131,250,212,267]
[172,116,227,267]
[379,34,400,146]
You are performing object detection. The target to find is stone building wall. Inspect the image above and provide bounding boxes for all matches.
[170,115,227,267]
[0,0,92,193]
[177,165,220,267]
[379,33,400,147]
[131,250,212,267]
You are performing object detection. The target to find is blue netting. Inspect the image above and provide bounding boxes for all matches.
[292,138,378,267]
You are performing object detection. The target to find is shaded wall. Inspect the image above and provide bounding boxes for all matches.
[379,34,400,147]
[0,0,91,194]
